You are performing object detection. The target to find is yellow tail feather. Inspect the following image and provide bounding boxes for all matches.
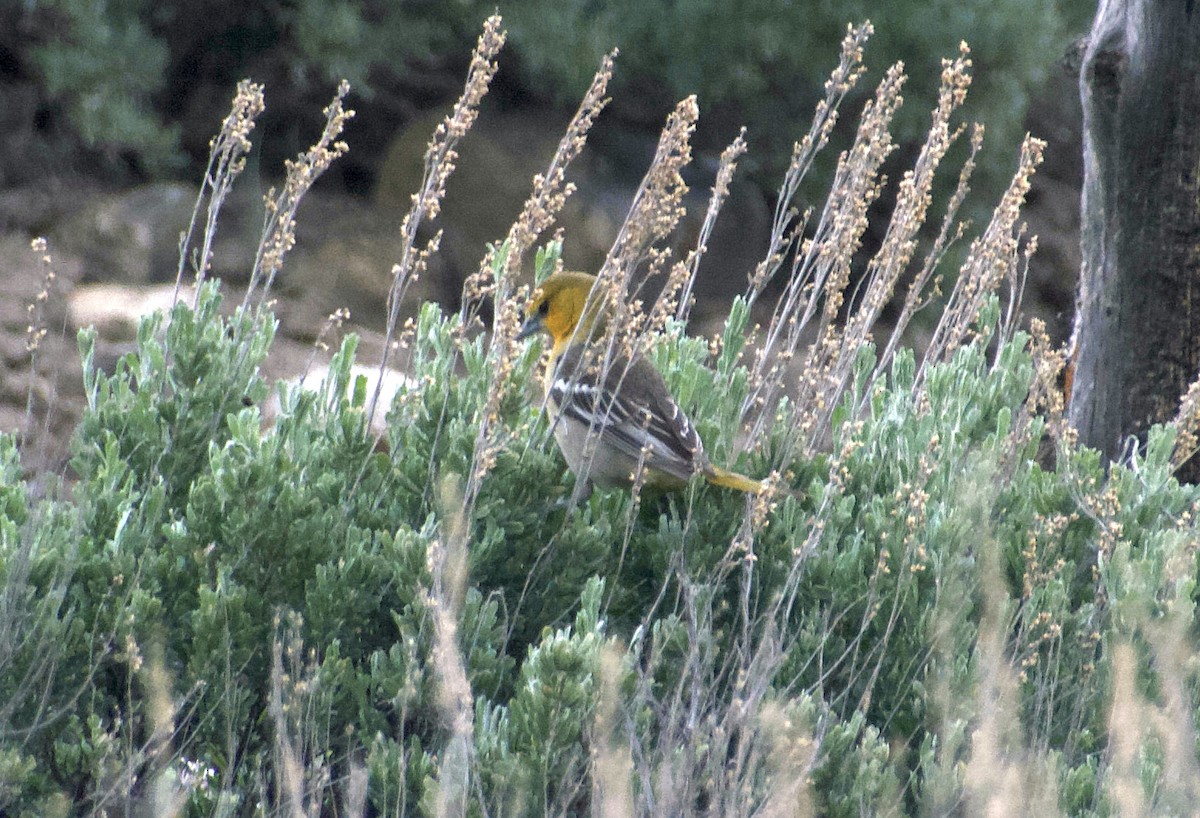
[703,465,764,494]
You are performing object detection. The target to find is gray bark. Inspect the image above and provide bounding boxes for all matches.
[1069,0,1200,466]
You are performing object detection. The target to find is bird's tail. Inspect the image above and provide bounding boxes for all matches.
[704,464,764,493]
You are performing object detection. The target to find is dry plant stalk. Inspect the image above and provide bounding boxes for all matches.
[370,15,507,422]
[742,58,905,456]
[1103,526,1200,813]
[746,22,874,305]
[269,631,308,818]
[961,491,1045,817]
[23,237,57,440]
[460,50,616,511]
[627,564,717,815]
[875,123,982,376]
[142,650,187,818]
[920,134,1046,379]
[802,46,977,450]
[462,49,618,319]
[1024,317,1072,445]
[740,33,895,448]
[842,447,938,717]
[1106,643,1150,817]
[755,701,817,818]
[24,237,55,357]
[847,45,972,377]
[181,80,356,444]
[1143,608,1200,807]
[1170,374,1200,469]
[18,236,74,475]
[177,79,265,302]
[245,81,355,309]
[590,646,635,818]
[674,129,749,324]
[268,614,334,818]
[428,474,474,818]
[627,485,833,817]
[587,92,701,360]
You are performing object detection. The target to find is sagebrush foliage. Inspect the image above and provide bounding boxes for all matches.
[0,265,1197,815]
[5,11,1200,816]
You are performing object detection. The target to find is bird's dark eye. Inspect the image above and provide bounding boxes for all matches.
[537,300,550,316]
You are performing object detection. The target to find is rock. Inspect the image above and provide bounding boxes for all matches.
[279,193,437,338]
[67,283,194,342]
[56,182,193,285]
[0,179,103,236]
[267,362,416,438]
[54,181,261,285]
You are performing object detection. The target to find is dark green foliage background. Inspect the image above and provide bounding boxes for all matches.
[11,0,1091,185]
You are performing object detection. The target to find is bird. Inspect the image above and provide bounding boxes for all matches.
[517,270,763,503]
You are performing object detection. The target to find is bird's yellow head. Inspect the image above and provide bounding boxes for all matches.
[517,271,609,352]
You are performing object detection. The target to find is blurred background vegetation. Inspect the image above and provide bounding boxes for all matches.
[4,0,1093,192]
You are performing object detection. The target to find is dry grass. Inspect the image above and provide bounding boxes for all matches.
[369,16,506,426]
[175,78,265,301]
[245,82,355,309]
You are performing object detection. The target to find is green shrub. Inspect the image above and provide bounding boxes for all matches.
[3,264,1197,814]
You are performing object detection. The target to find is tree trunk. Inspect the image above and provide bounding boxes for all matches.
[1069,0,1200,468]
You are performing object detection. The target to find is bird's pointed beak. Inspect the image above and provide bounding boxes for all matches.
[516,313,543,340]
